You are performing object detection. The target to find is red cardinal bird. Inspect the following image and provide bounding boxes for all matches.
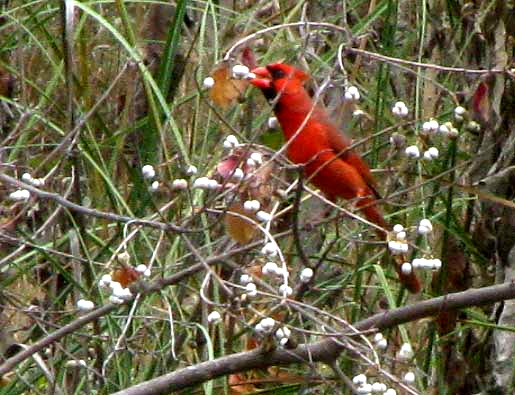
[249,62,421,293]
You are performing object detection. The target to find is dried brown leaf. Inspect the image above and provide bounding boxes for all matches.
[225,202,257,244]
[209,62,248,108]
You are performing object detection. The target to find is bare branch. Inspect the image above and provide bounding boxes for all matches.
[110,282,515,395]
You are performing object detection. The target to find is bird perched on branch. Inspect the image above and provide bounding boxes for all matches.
[249,62,421,293]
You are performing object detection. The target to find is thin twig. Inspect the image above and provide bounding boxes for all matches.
[0,173,189,233]
[344,47,511,76]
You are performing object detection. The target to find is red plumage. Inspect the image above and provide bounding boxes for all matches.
[250,63,421,293]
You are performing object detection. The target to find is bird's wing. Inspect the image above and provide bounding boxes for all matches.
[321,114,381,198]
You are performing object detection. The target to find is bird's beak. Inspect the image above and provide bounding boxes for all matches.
[248,66,272,89]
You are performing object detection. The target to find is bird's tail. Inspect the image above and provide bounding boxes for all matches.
[357,197,422,294]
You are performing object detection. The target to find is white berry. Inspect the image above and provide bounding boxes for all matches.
[352,374,367,385]
[207,311,222,324]
[243,200,260,212]
[417,218,433,235]
[371,382,387,393]
[261,242,278,257]
[203,76,215,89]
[245,282,257,297]
[76,299,95,311]
[150,181,159,191]
[250,152,263,165]
[256,210,272,222]
[9,189,30,201]
[232,64,250,79]
[279,284,293,297]
[172,178,188,190]
[262,261,279,276]
[186,165,198,175]
[356,383,372,394]
[393,224,404,233]
[401,262,412,275]
[300,267,314,282]
[398,342,414,360]
[376,338,388,349]
[259,317,275,332]
[404,145,420,158]
[267,117,278,128]
[141,165,156,179]
[404,371,416,384]
[392,101,409,117]
[344,86,360,102]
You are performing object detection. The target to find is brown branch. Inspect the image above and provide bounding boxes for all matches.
[110,282,515,395]
[291,168,311,268]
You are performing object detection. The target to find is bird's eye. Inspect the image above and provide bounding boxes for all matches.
[270,68,286,79]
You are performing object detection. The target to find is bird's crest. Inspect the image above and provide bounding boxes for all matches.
[266,63,309,84]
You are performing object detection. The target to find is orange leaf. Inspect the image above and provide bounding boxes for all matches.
[209,62,248,108]
[112,265,141,287]
[225,202,258,244]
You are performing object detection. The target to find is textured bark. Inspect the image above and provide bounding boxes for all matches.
[492,245,515,390]
[110,283,515,395]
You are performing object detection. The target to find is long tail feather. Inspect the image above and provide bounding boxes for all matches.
[358,197,422,293]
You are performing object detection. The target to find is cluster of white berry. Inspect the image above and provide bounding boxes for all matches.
[404,145,440,161]
[388,221,441,275]
[141,164,160,191]
[344,86,361,102]
[254,317,292,347]
[240,273,258,297]
[260,242,292,296]
[178,162,218,191]
[373,332,388,350]
[352,373,395,394]
[21,172,45,187]
[392,101,409,118]
[392,105,471,162]
[8,188,30,201]
[274,326,291,346]
[8,172,46,201]
[255,317,275,333]
[351,336,417,394]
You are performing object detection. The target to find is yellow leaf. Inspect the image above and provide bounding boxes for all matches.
[225,202,257,244]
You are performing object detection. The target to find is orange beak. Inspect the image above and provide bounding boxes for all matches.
[249,66,272,89]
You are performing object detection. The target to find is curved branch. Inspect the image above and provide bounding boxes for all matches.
[111,282,515,395]
[224,22,349,60]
